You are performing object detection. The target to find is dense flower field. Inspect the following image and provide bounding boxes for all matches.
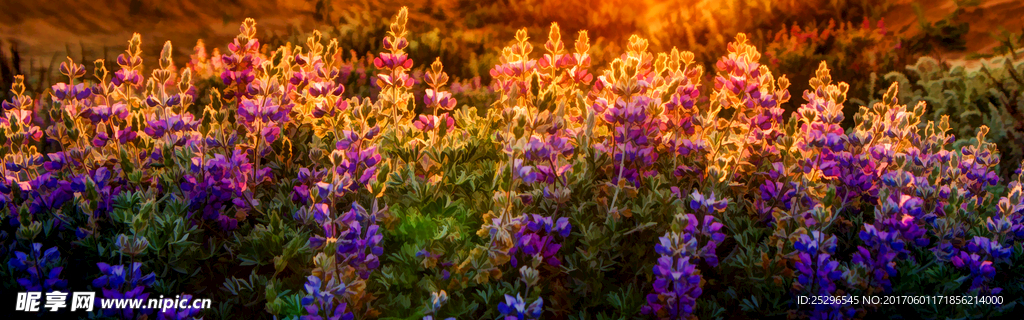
[2,7,1024,319]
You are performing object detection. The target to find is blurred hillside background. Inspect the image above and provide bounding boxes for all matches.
[2,0,1024,174]
[1,0,1020,91]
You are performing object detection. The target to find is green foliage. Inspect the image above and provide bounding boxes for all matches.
[3,3,1024,320]
[880,53,1024,178]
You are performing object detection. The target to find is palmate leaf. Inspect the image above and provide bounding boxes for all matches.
[393,207,438,244]
[696,298,726,319]
[271,293,305,317]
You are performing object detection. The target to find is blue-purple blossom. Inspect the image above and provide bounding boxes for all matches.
[300,275,354,320]
[8,243,67,292]
[309,203,384,280]
[642,255,702,319]
[156,294,204,320]
[496,293,543,320]
[180,150,258,230]
[92,262,157,318]
[793,231,855,320]
[509,214,571,268]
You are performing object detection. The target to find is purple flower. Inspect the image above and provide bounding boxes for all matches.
[412,114,455,132]
[117,126,138,144]
[688,190,728,214]
[852,245,897,293]
[92,131,110,148]
[300,275,354,320]
[793,232,841,292]
[423,89,457,110]
[181,150,255,230]
[156,294,204,320]
[507,214,571,268]
[331,127,382,192]
[92,262,156,290]
[238,97,287,128]
[8,243,67,292]
[642,255,702,319]
[792,231,855,319]
[373,52,413,70]
[144,119,168,139]
[513,159,538,185]
[950,250,1001,294]
[497,294,543,320]
[220,20,262,101]
[50,83,91,101]
[93,262,157,318]
[644,206,726,318]
[112,69,143,87]
[307,203,384,280]
[948,235,1013,294]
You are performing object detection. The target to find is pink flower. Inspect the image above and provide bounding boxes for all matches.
[412,114,455,132]
[373,53,413,70]
[424,89,457,110]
